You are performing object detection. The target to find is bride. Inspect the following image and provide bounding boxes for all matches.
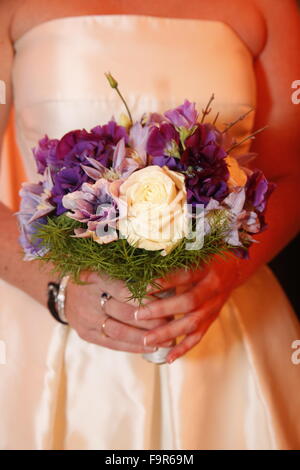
[0,0,299,450]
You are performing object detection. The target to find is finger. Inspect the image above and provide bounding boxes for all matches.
[69,291,157,334]
[82,271,143,307]
[142,314,197,347]
[85,329,159,353]
[166,310,220,363]
[136,270,219,320]
[143,294,224,346]
[73,296,173,348]
[75,314,173,349]
[148,265,210,294]
[94,315,156,347]
[100,297,174,347]
[104,296,173,330]
[176,282,198,295]
[88,319,173,350]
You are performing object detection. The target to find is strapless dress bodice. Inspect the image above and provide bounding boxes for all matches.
[12,14,256,181]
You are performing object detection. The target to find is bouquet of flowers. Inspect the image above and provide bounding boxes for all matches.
[16,73,275,362]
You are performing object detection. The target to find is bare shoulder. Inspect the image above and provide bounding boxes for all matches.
[219,0,267,58]
[253,0,300,32]
[254,0,299,19]
[184,0,267,58]
[8,0,87,42]
[253,0,300,55]
[0,0,19,39]
[0,0,20,147]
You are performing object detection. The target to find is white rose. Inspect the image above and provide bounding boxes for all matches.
[117,165,188,254]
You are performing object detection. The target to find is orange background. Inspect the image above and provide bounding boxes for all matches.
[0,108,26,212]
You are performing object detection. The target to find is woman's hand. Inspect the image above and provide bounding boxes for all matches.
[134,258,240,363]
[64,270,173,354]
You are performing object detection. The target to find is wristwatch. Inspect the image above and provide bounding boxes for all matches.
[47,275,70,325]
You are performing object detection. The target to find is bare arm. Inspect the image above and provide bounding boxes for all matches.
[234,0,300,284]
[0,2,166,353]
[0,0,61,306]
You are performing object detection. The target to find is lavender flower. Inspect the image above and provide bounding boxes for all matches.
[51,166,89,215]
[144,112,166,125]
[81,137,140,181]
[62,178,121,244]
[164,100,199,129]
[203,187,262,258]
[246,170,276,213]
[16,172,55,260]
[35,120,130,215]
[128,122,151,166]
[32,135,59,175]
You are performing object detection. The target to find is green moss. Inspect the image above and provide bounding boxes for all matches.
[33,212,234,303]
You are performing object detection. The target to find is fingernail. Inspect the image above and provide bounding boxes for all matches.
[135,308,150,320]
[144,334,157,346]
[161,340,174,347]
[167,356,175,364]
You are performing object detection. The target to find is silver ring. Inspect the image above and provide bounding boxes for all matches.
[100,292,112,311]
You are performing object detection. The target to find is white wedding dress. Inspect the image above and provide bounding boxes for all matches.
[0,14,299,450]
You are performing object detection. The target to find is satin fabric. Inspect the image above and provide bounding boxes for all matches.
[0,14,299,450]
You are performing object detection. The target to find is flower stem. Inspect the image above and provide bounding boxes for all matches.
[114,87,133,126]
[105,72,133,125]
[200,93,215,123]
[226,125,268,153]
[222,108,254,134]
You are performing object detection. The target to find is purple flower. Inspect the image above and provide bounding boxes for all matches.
[111,137,140,177]
[17,214,48,261]
[246,170,276,213]
[164,100,199,129]
[32,135,59,175]
[147,123,179,157]
[144,112,166,125]
[62,178,121,244]
[55,129,102,166]
[186,170,229,207]
[221,189,247,246]
[91,120,129,146]
[244,170,276,233]
[81,137,140,181]
[182,123,229,206]
[56,121,128,169]
[51,166,89,215]
[16,177,55,260]
[43,120,129,215]
[146,123,185,170]
[182,123,227,166]
[202,189,261,261]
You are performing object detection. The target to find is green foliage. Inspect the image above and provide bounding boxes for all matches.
[34,213,234,303]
